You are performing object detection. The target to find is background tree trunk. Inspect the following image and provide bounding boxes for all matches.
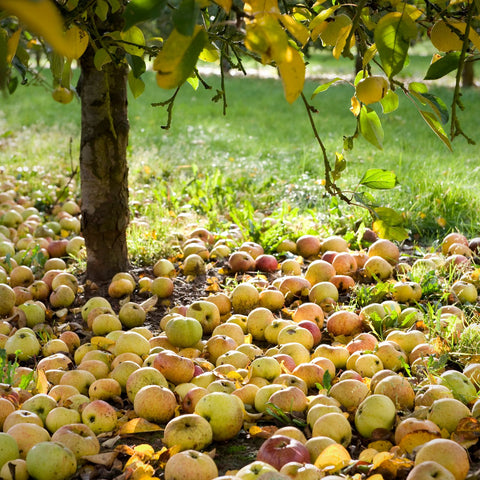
[78,43,130,282]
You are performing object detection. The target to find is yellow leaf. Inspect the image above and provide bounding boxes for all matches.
[396,2,423,21]
[363,43,377,67]
[333,25,353,59]
[309,6,342,34]
[6,28,21,63]
[213,0,232,13]
[398,430,442,454]
[0,0,70,58]
[278,14,309,46]
[249,425,278,438]
[125,461,156,480]
[226,370,245,381]
[244,0,280,18]
[469,28,480,52]
[133,444,155,458]
[368,440,393,452]
[314,443,352,472]
[91,336,116,349]
[372,452,414,477]
[154,25,207,89]
[372,451,393,469]
[34,369,49,394]
[118,418,163,435]
[199,42,220,62]
[63,25,89,59]
[367,475,385,480]
[245,14,288,64]
[278,45,305,103]
[350,95,361,116]
[359,448,378,463]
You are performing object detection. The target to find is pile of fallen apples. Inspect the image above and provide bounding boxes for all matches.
[0,178,480,480]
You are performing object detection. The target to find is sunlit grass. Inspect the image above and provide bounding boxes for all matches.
[0,47,479,251]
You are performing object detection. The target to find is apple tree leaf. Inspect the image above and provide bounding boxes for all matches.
[359,106,384,150]
[360,168,398,190]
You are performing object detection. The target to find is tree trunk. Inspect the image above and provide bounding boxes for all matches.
[78,44,130,282]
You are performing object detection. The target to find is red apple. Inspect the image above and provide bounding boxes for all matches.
[255,254,279,273]
[257,435,310,470]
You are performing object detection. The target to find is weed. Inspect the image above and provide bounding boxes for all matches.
[0,348,34,388]
[265,403,307,429]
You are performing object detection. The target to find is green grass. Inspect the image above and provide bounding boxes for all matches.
[0,47,479,261]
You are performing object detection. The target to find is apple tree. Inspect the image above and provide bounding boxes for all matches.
[0,0,478,281]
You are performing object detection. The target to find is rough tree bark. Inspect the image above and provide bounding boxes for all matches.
[78,15,130,282]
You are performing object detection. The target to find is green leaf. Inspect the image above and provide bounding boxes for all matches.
[95,0,109,21]
[127,54,146,78]
[360,168,398,190]
[380,89,398,113]
[424,52,461,80]
[374,12,416,78]
[421,93,449,124]
[173,0,200,37]
[108,0,121,13]
[311,77,343,98]
[409,81,428,94]
[94,48,111,70]
[186,74,199,90]
[419,110,452,151]
[128,69,145,98]
[332,152,346,180]
[121,26,145,57]
[359,106,383,150]
[124,0,168,30]
[372,207,409,242]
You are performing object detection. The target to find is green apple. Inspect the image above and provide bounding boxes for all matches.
[164,449,218,480]
[355,394,396,438]
[45,407,81,433]
[165,316,203,348]
[312,412,352,446]
[21,394,57,424]
[439,370,478,404]
[163,414,213,451]
[236,461,278,480]
[26,441,76,480]
[17,302,45,328]
[81,296,112,322]
[5,328,40,361]
[0,432,20,469]
[195,391,244,441]
[427,398,471,433]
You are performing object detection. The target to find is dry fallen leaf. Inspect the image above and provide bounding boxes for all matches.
[398,430,442,454]
[314,443,352,472]
[452,416,480,448]
[82,451,119,468]
[249,425,278,439]
[118,418,163,435]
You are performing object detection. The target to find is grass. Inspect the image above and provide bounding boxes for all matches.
[0,45,479,263]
